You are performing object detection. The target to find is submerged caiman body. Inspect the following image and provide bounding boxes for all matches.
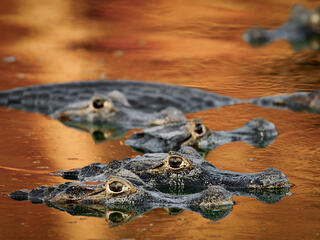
[243,5,320,51]
[248,91,320,114]
[125,118,278,153]
[57,147,290,203]
[9,169,233,226]
[0,80,239,116]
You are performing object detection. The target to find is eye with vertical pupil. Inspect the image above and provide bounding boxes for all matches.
[168,156,183,168]
[194,123,203,135]
[109,212,124,223]
[92,99,105,109]
[109,181,123,192]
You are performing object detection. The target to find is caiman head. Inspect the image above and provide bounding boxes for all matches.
[124,146,215,194]
[126,118,278,153]
[51,94,118,123]
[124,146,290,196]
[125,119,211,153]
[9,172,149,205]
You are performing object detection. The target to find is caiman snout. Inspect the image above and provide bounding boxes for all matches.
[250,168,290,189]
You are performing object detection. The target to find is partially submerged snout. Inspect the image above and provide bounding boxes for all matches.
[243,27,270,46]
[249,168,291,189]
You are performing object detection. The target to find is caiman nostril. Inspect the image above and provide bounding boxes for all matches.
[92,99,105,109]
[109,181,123,192]
[168,156,183,168]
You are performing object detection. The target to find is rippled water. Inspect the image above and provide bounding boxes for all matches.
[0,1,320,240]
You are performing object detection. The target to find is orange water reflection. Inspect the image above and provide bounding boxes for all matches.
[0,0,320,240]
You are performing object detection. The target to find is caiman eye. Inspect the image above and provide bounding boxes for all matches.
[92,99,105,109]
[108,181,123,193]
[106,176,137,196]
[194,123,204,135]
[108,212,125,223]
[164,153,192,171]
[168,156,183,168]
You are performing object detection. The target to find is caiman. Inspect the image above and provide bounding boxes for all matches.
[248,90,320,114]
[243,4,320,51]
[0,80,239,121]
[56,147,290,203]
[125,118,278,153]
[9,169,233,226]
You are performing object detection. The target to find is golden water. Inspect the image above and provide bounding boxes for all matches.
[0,1,320,239]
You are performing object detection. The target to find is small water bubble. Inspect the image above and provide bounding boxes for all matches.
[141,227,147,231]
[17,73,25,79]
[180,217,184,221]
[113,50,123,56]
[149,223,153,227]
[37,166,49,169]
[100,73,106,79]
[249,158,254,161]
[3,56,16,63]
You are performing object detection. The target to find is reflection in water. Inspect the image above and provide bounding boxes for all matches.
[44,203,233,228]
[244,4,320,52]
[126,118,278,154]
[60,121,127,143]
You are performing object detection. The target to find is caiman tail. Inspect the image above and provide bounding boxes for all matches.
[0,80,240,115]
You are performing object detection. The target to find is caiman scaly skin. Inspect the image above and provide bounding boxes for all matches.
[243,5,320,51]
[248,91,320,114]
[125,118,278,153]
[9,169,233,226]
[56,147,290,203]
[0,80,240,117]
